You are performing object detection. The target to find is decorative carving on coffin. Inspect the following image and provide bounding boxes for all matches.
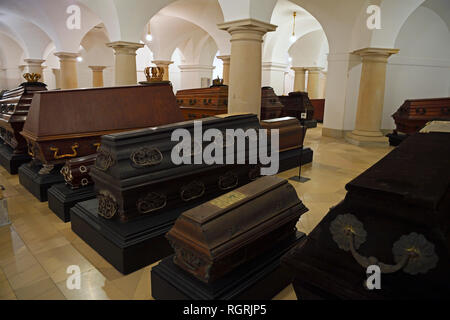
[330,214,439,275]
[98,190,118,219]
[49,142,79,160]
[218,171,239,190]
[60,165,72,183]
[136,192,167,214]
[130,147,163,168]
[180,181,205,202]
[95,149,115,171]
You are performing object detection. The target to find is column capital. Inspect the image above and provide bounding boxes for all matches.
[106,41,144,55]
[291,67,306,72]
[152,60,174,67]
[24,59,45,65]
[88,65,107,71]
[178,64,215,71]
[218,19,277,42]
[54,52,80,61]
[217,55,230,64]
[305,67,324,73]
[352,47,399,62]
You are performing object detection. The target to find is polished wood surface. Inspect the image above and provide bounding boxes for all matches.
[21,83,184,164]
[310,99,325,123]
[177,85,228,120]
[392,97,450,134]
[261,116,305,151]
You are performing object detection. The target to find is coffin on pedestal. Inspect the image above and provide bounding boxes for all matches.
[177,85,228,120]
[0,81,47,154]
[21,83,184,165]
[89,114,262,222]
[278,92,316,128]
[261,87,284,120]
[282,131,450,299]
[392,97,450,135]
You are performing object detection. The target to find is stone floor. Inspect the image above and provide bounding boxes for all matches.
[0,124,393,300]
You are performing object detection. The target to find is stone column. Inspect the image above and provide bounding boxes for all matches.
[54,52,79,89]
[151,60,173,81]
[217,55,230,85]
[306,67,323,99]
[218,19,277,118]
[178,64,215,89]
[107,41,144,86]
[52,68,61,89]
[346,47,399,146]
[319,71,327,99]
[88,66,107,87]
[291,67,306,92]
[24,59,45,76]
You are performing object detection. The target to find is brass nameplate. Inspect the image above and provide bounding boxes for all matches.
[210,191,247,209]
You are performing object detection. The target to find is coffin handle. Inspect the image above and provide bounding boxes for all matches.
[330,214,438,275]
[93,143,101,152]
[49,143,79,160]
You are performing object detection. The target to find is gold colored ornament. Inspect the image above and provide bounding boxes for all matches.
[144,66,164,82]
[23,73,41,82]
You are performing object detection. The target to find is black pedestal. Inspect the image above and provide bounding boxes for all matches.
[18,163,65,202]
[0,144,31,174]
[48,183,96,222]
[303,119,317,129]
[151,232,305,300]
[71,199,186,274]
[387,132,408,146]
[278,147,313,173]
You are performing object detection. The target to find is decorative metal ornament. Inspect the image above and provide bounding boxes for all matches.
[130,147,163,168]
[136,192,167,214]
[330,214,439,275]
[180,181,205,202]
[218,171,239,190]
[95,148,114,171]
[98,190,118,219]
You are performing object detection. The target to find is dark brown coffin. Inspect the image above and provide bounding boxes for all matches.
[21,83,184,165]
[392,97,450,135]
[0,82,47,154]
[282,131,450,299]
[261,86,284,120]
[60,154,96,189]
[261,117,305,152]
[177,85,228,120]
[279,91,314,122]
[177,86,283,120]
[167,175,308,283]
[89,114,262,223]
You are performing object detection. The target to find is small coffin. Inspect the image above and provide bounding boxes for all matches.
[261,116,306,151]
[167,175,308,283]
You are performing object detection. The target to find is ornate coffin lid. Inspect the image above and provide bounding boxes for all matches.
[90,113,261,187]
[393,97,450,121]
[0,82,47,124]
[346,132,450,216]
[21,83,183,141]
[167,176,306,260]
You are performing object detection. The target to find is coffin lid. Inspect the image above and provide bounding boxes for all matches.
[21,83,183,139]
[167,176,304,258]
[346,132,450,211]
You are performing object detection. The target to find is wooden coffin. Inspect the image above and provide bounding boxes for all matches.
[177,86,284,120]
[89,114,262,222]
[177,85,228,120]
[282,131,450,299]
[261,86,284,120]
[20,83,184,165]
[392,97,450,135]
[60,154,96,189]
[261,116,305,152]
[311,99,325,122]
[278,91,314,123]
[167,175,308,283]
[0,81,47,154]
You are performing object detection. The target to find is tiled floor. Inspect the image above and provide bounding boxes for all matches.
[0,124,393,300]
